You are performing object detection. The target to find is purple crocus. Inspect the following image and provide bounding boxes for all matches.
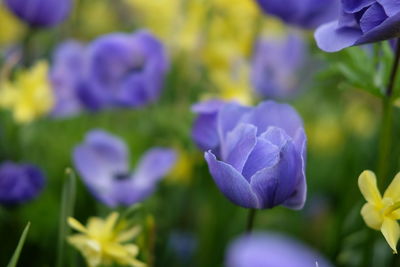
[251,33,307,99]
[191,99,226,152]
[0,162,45,205]
[226,232,332,267]
[73,130,177,207]
[203,101,307,210]
[50,30,168,116]
[4,0,72,28]
[254,0,339,29]
[315,0,400,52]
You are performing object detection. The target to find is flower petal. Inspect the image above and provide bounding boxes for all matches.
[192,113,220,151]
[359,3,388,33]
[383,172,400,201]
[342,0,376,13]
[205,151,259,208]
[381,218,400,253]
[358,170,382,205]
[361,203,383,230]
[315,21,362,52]
[377,0,400,16]
[68,217,88,233]
[217,102,250,142]
[222,124,257,173]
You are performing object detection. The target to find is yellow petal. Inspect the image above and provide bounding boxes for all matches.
[358,170,382,205]
[361,203,383,230]
[384,172,400,201]
[116,226,141,243]
[68,217,88,233]
[381,218,400,254]
[104,212,119,233]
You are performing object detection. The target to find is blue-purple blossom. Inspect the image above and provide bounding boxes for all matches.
[191,99,226,152]
[73,130,177,207]
[202,101,307,210]
[251,33,307,99]
[4,0,72,28]
[315,0,400,52]
[255,0,339,29]
[226,232,332,267]
[0,162,45,205]
[51,30,169,116]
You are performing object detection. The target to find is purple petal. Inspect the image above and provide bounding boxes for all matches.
[222,124,257,173]
[226,232,333,267]
[240,101,304,139]
[377,0,400,16]
[250,140,302,209]
[217,102,251,143]
[134,148,177,182]
[259,126,291,148]
[192,113,220,151]
[315,21,363,52]
[191,99,225,113]
[360,3,388,33]
[342,0,376,13]
[205,152,260,208]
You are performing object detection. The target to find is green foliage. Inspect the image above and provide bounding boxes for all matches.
[7,222,30,267]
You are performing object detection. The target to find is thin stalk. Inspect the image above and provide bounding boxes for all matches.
[245,209,257,233]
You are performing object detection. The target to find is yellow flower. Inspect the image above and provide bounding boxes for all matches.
[0,61,54,124]
[359,170,400,253]
[68,212,146,267]
[0,4,26,46]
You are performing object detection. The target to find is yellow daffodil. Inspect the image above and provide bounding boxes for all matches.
[0,61,54,124]
[68,212,146,267]
[359,170,400,253]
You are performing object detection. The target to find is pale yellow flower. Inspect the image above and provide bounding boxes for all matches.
[0,61,54,124]
[359,171,400,253]
[68,212,146,267]
[0,4,26,46]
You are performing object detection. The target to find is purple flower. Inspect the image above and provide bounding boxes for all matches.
[50,30,168,116]
[73,130,177,207]
[203,101,307,209]
[226,232,333,267]
[255,0,339,29]
[4,0,72,28]
[251,33,307,99]
[0,162,45,205]
[315,0,400,52]
[191,99,226,152]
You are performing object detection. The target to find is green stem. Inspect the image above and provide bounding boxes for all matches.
[245,209,257,233]
[377,39,400,187]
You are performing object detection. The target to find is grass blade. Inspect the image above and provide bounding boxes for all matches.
[7,222,31,267]
[56,168,77,267]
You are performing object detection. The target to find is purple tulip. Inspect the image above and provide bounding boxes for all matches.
[315,0,400,52]
[0,162,45,205]
[73,130,177,207]
[255,0,339,29]
[226,232,333,267]
[50,30,168,116]
[191,99,226,152]
[4,0,72,28]
[203,101,307,209]
[251,33,307,99]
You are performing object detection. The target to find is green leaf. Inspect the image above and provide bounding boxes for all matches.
[56,168,77,267]
[7,222,31,267]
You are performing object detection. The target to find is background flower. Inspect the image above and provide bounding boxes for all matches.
[3,0,72,28]
[315,0,400,52]
[73,130,177,207]
[0,161,45,205]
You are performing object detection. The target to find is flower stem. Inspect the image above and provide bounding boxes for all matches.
[377,39,400,187]
[246,209,257,233]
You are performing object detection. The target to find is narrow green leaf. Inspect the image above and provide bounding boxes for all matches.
[56,168,77,267]
[7,222,31,267]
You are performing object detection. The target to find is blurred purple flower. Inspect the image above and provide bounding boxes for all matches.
[255,0,339,29]
[315,0,400,52]
[4,0,72,28]
[73,130,177,207]
[50,31,168,117]
[0,162,45,205]
[204,101,307,209]
[251,33,307,99]
[191,99,226,152]
[226,232,333,267]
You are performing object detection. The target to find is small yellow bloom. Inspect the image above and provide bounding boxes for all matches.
[0,61,54,124]
[0,4,26,46]
[68,212,146,267]
[359,170,400,253]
